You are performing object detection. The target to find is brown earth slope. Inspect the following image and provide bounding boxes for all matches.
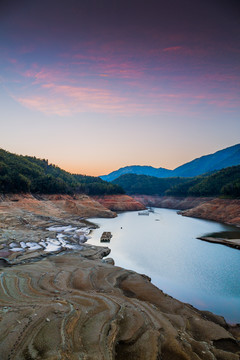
[93,194,146,211]
[0,193,116,219]
[132,195,212,210]
[0,195,240,359]
[181,198,240,226]
[1,250,240,360]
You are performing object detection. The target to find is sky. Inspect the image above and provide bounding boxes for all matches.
[0,0,240,176]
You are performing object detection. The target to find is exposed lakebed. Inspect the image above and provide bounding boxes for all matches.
[89,208,240,323]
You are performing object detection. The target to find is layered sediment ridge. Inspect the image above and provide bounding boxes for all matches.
[93,195,146,211]
[1,251,240,360]
[0,195,240,359]
[132,195,240,227]
[181,198,240,226]
[132,195,212,210]
[0,193,116,219]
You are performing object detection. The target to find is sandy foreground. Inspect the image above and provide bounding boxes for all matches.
[0,194,240,359]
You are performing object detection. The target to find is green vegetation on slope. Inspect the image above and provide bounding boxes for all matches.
[0,149,124,195]
[112,173,190,195]
[112,166,240,198]
[166,166,240,198]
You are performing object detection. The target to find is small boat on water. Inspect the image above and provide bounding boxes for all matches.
[100,232,112,242]
[138,210,149,216]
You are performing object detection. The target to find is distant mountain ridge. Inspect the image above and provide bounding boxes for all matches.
[100,144,240,181]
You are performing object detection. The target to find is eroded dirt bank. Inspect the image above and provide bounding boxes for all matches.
[1,250,240,359]
[132,195,240,227]
[93,194,146,211]
[0,195,240,359]
[132,195,212,210]
[0,193,145,220]
[0,193,116,220]
[181,198,240,226]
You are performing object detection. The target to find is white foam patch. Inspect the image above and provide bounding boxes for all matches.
[10,247,24,252]
[44,243,61,252]
[47,238,61,246]
[63,227,77,233]
[76,227,90,234]
[39,241,47,248]
[47,225,76,232]
[64,244,83,250]
[79,235,86,242]
[25,242,42,251]
[57,234,67,246]
[20,242,27,248]
[8,224,90,254]
[9,242,18,248]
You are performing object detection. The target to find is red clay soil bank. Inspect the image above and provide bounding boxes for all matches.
[181,198,240,226]
[93,194,146,211]
[132,195,212,210]
[0,193,116,219]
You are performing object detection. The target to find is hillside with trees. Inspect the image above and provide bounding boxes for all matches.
[112,174,190,195]
[167,165,240,198]
[0,149,124,195]
[112,166,240,198]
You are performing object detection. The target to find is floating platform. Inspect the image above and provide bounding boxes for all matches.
[138,210,149,216]
[100,232,112,242]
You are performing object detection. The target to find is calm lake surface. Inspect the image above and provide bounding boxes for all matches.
[89,208,240,323]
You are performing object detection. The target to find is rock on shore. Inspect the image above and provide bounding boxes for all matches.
[0,193,116,219]
[132,195,212,210]
[93,195,146,211]
[132,195,240,227]
[1,250,240,360]
[0,194,240,359]
[181,198,240,226]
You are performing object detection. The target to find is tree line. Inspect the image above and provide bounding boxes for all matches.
[0,149,124,195]
[112,166,240,198]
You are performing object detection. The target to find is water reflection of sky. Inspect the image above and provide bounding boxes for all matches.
[89,209,240,323]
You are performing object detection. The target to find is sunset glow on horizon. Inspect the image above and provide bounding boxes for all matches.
[1,0,240,176]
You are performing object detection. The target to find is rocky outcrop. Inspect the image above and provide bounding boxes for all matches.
[93,195,146,211]
[197,236,240,250]
[181,198,240,226]
[0,193,116,219]
[1,251,240,359]
[0,197,240,359]
[132,195,212,210]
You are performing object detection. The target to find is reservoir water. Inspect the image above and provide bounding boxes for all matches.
[89,208,240,323]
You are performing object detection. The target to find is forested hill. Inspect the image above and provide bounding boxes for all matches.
[112,174,190,195]
[166,165,240,197]
[112,165,240,198]
[0,149,124,195]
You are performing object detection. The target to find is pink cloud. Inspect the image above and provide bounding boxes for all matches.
[8,58,18,64]
[15,96,73,116]
[14,83,144,116]
[163,46,182,52]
